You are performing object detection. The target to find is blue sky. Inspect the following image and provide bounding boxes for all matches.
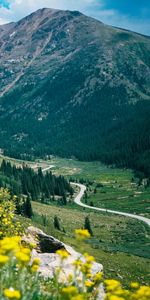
[0,0,150,35]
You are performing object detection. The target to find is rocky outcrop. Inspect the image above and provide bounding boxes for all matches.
[23,226,65,253]
[23,226,103,278]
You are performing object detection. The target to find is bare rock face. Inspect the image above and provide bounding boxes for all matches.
[22,226,65,253]
[23,226,103,277]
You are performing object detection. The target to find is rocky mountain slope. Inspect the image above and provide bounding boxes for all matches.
[0,8,150,174]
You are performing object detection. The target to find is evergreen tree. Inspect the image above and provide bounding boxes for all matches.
[41,194,45,203]
[62,193,67,205]
[0,159,73,212]
[84,216,93,236]
[54,215,61,231]
[15,196,22,215]
[24,194,33,218]
[94,188,97,194]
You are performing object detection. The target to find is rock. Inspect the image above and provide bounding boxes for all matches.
[23,226,104,299]
[22,226,65,253]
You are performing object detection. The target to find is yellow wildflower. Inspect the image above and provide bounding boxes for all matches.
[0,237,19,253]
[21,247,31,255]
[16,251,30,264]
[73,259,82,267]
[105,279,121,291]
[108,296,125,300]
[93,272,103,283]
[3,288,21,299]
[134,286,150,298]
[0,254,9,266]
[84,280,94,288]
[86,273,92,279]
[130,282,139,289]
[56,249,69,259]
[31,257,40,272]
[61,286,78,300]
[12,237,21,243]
[81,262,92,274]
[84,253,95,263]
[31,264,39,272]
[75,229,91,240]
[29,242,37,249]
[32,258,40,265]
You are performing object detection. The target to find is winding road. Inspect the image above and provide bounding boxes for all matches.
[42,165,55,172]
[71,182,150,227]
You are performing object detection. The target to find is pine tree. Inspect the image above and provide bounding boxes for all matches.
[1,159,7,174]
[41,194,45,203]
[94,188,97,194]
[62,193,67,205]
[25,194,33,218]
[54,215,61,231]
[84,216,93,236]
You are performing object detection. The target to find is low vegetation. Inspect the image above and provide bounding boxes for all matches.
[29,157,149,217]
[32,201,150,287]
[0,156,149,289]
[0,188,150,300]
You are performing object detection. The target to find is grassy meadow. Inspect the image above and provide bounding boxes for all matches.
[32,156,150,217]
[31,201,150,288]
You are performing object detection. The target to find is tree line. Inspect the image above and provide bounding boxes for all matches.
[0,160,74,217]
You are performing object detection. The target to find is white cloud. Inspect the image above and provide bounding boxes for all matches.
[0,0,100,23]
[0,17,9,24]
[0,0,149,35]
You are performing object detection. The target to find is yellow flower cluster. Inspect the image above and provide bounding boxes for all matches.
[57,249,70,260]
[31,257,41,272]
[104,279,150,300]
[0,235,41,299]
[75,229,91,240]
[56,232,150,300]
[0,190,149,300]
[0,236,31,266]
[0,235,41,271]
[0,188,23,239]
[57,248,102,299]
[4,288,21,299]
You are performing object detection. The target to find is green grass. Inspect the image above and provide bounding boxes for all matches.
[85,183,150,217]
[32,157,149,217]
[43,157,133,182]
[1,155,149,216]
[31,201,150,288]
[1,154,150,286]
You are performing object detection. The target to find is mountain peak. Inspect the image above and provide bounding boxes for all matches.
[0,7,149,169]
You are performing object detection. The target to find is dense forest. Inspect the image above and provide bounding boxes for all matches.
[2,93,150,184]
[0,160,74,214]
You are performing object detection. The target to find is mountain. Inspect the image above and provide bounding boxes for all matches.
[0,8,150,177]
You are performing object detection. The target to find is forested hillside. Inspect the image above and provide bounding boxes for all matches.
[0,160,73,208]
[0,8,150,179]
